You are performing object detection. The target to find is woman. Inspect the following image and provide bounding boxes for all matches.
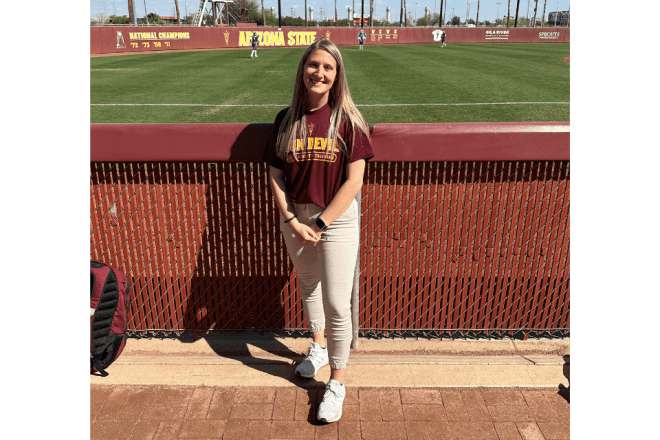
[263,38,373,423]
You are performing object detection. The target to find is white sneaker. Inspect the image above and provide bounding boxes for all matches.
[317,379,346,423]
[255,54,258,57]
[295,342,329,378]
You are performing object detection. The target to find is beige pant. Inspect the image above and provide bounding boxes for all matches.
[280,199,359,370]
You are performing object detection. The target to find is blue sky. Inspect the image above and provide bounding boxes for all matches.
[91,0,570,23]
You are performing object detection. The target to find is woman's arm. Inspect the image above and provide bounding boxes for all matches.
[268,166,320,246]
[311,159,366,234]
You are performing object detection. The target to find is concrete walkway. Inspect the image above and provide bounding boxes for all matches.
[91,334,570,439]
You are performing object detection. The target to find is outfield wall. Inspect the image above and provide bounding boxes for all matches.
[90,122,570,335]
[92,26,569,55]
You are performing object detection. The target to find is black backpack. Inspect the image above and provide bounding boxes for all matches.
[90,261,131,376]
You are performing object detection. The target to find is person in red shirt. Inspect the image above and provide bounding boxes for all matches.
[264,38,373,424]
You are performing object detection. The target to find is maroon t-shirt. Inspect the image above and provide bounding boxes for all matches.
[263,104,374,209]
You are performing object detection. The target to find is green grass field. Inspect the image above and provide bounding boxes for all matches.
[90,43,569,124]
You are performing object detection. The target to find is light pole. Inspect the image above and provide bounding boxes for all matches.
[496,2,501,25]
[465,0,470,25]
[414,2,419,21]
[347,5,351,24]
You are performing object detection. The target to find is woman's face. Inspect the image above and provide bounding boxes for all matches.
[303,49,338,104]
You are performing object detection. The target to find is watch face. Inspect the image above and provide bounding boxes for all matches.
[316,218,327,230]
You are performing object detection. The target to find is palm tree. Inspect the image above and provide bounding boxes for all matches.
[262,0,266,25]
[128,0,135,24]
[174,0,181,25]
[335,0,338,25]
[514,0,520,27]
[541,0,547,26]
[369,0,373,26]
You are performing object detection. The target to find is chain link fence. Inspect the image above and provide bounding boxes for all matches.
[90,159,569,337]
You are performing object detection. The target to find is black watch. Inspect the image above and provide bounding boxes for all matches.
[315,217,328,231]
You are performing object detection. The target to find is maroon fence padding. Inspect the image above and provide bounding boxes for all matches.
[99,27,119,54]
[202,27,215,49]
[467,27,479,43]
[414,28,425,44]
[564,28,570,43]
[517,28,534,43]
[370,123,569,162]
[90,28,105,54]
[91,26,569,55]
[450,28,467,44]
[90,122,570,334]
[475,27,487,42]
[91,122,569,163]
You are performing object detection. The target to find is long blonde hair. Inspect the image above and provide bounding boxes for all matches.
[275,38,370,162]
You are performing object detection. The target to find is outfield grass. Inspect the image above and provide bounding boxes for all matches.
[90,43,569,124]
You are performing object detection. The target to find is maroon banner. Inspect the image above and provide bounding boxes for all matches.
[91,26,569,55]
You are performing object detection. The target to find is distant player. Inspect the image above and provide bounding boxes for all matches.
[250,31,259,58]
[432,29,447,47]
[357,30,366,50]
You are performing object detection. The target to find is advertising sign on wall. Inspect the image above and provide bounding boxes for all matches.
[538,31,561,40]
[485,29,510,40]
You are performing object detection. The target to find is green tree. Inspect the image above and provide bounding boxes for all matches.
[147,13,165,24]
[450,16,460,26]
[416,13,439,26]
[108,15,131,24]
[229,0,260,22]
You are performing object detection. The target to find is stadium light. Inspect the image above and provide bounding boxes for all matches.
[496,2,501,25]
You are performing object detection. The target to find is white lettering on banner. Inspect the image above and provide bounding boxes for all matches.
[485,29,510,40]
[538,31,560,39]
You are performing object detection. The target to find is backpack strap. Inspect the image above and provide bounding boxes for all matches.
[90,264,120,375]
[91,353,109,377]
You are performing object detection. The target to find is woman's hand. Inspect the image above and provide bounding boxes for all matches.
[288,220,320,246]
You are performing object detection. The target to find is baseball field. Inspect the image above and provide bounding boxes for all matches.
[90,43,570,124]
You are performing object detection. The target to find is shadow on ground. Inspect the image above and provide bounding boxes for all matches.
[176,331,327,389]
[557,354,570,403]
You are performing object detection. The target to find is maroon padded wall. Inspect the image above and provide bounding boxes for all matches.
[90,26,569,55]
